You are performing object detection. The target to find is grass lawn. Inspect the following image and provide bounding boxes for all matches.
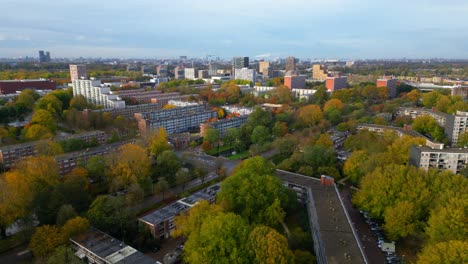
[228,151,250,160]
[0,233,24,254]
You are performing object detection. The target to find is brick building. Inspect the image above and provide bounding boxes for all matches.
[376,78,398,98]
[325,76,347,92]
[0,79,56,94]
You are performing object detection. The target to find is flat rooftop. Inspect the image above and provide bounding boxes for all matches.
[71,228,155,264]
[276,170,366,264]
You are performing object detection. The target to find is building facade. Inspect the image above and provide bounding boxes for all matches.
[174,67,185,79]
[258,61,270,76]
[198,70,209,79]
[156,65,168,77]
[445,111,468,146]
[72,79,125,109]
[377,78,398,98]
[184,68,197,80]
[409,145,468,174]
[312,64,328,80]
[284,75,306,89]
[326,76,347,92]
[200,116,249,138]
[285,56,296,72]
[0,79,56,94]
[234,68,256,84]
[232,57,249,72]
[69,65,88,82]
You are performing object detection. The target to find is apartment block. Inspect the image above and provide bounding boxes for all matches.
[234,68,256,84]
[156,65,168,77]
[326,76,347,92]
[198,70,209,79]
[396,107,447,127]
[139,184,221,240]
[70,228,155,264]
[72,79,125,109]
[284,75,306,89]
[135,104,217,135]
[445,111,468,146]
[232,57,249,72]
[377,78,398,98]
[200,116,249,138]
[409,145,468,174]
[258,61,270,76]
[312,64,328,81]
[69,65,88,82]
[0,131,106,169]
[184,68,197,80]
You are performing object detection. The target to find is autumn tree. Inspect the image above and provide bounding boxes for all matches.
[296,105,323,128]
[36,140,64,156]
[105,143,151,192]
[36,94,63,116]
[247,106,272,128]
[47,246,82,264]
[412,115,445,141]
[31,109,57,132]
[425,196,467,244]
[248,225,294,264]
[383,201,419,240]
[69,95,88,110]
[203,128,220,151]
[417,240,468,264]
[148,127,171,158]
[61,216,90,242]
[24,124,54,140]
[29,225,63,257]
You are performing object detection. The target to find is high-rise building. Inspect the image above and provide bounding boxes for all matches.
[258,61,270,76]
[285,56,296,72]
[156,66,168,77]
[313,64,328,80]
[232,57,249,75]
[38,50,50,63]
[377,78,398,98]
[198,70,209,79]
[445,111,468,146]
[208,62,219,76]
[234,68,256,84]
[284,74,306,89]
[184,68,197,80]
[72,79,125,109]
[174,67,185,79]
[69,65,88,81]
[45,52,51,62]
[326,76,347,92]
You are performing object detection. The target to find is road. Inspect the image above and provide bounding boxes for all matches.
[339,186,386,264]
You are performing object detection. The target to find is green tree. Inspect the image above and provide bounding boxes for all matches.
[175,168,190,191]
[86,155,106,182]
[383,201,419,240]
[155,177,170,200]
[203,128,220,151]
[426,197,467,243]
[31,109,57,132]
[36,94,63,115]
[56,204,77,226]
[412,115,445,141]
[457,131,468,147]
[87,195,132,238]
[24,124,53,140]
[156,150,182,184]
[218,157,289,226]
[69,95,88,110]
[251,125,271,146]
[47,246,82,264]
[247,106,272,128]
[296,104,323,128]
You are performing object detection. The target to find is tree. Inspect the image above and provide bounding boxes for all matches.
[69,95,88,110]
[86,155,106,182]
[218,157,289,226]
[457,131,468,147]
[36,140,64,156]
[174,200,222,238]
[417,240,468,264]
[31,109,57,132]
[47,246,82,264]
[156,150,182,184]
[36,94,63,115]
[203,128,220,151]
[87,195,132,238]
[383,201,419,240]
[61,216,90,242]
[29,225,62,257]
[421,91,440,108]
[412,115,445,141]
[175,168,190,191]
[106,144,151,192]
[248,225,294,264]
[425,197,467,243]
[272,121,288,137]
[148,127,171,158]
[24,124,53,140]
[247,106,272,128]
[183,212,252,264]
[251,125,270,146]
[296,105,323,128]
[293,250,316,264]
[323,98,344,112]
[56,204,77,226]
[155,177,170,200]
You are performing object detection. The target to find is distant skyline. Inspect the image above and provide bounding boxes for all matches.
[1,0,467,59]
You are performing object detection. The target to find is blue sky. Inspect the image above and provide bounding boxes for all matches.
[1,0,467,59]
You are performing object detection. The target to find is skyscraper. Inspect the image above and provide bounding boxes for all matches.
[69,65,88,81]
[258,61,270,76]
[39,50,51,62]
[285,56,296,72]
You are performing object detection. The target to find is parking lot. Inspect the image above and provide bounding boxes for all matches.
[145,236,185,264]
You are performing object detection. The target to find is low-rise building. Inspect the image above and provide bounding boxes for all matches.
[70,228,155,264]
[139,184,221,240]
[409,145,468,174]
[376,78,398,98]
[200,116,249,138]
[174,67,184,79]
[234,68,256,84]
[0,79,56,94]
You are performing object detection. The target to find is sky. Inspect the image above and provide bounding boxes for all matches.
[1,0,467,59]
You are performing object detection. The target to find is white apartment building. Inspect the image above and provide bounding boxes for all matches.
[72,79,125,109]
[235,68,256,84]
[184,68,197,80]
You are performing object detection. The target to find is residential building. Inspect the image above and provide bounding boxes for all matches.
[174,67,184,79]
[0,131,106,169]
[184,68,197,80]
[70,228,155,264]
[292,88,316,100]
[232,57,249,72]
[445,111,468,146]
[234,68,256,84]
[284,74,306,89]
[409,145,468,174]
[326,76,347,92]
[285,56,296,72]
[377,78,398,98]
[208,62,220,76]
[83,102,164,119]
[312,64,328,80]
[72,79,125,109]
[135,104,217,135]
[139,184,221,239]
[253,86,276,96]
[258,61,270,76]
[156,65,168,77]
[396,107,447,127]
[198,70,209,79]
[0,79,56,94]
[200,116,249,138]
[69,65,88,81]
[141,65,154,75]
